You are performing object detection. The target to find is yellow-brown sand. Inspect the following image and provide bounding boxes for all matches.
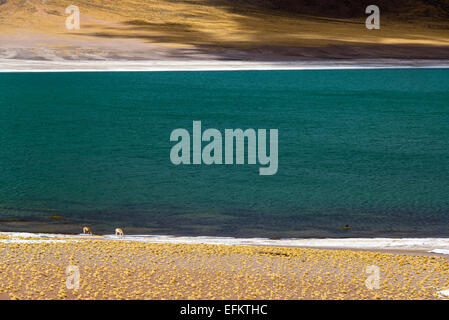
[0,234,449,300]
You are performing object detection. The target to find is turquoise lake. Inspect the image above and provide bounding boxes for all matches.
[0,69,448,237]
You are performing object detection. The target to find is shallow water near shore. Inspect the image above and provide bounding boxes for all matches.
[0,69,448,237]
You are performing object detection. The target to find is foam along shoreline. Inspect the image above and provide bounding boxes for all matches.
[2,231,449,254]
[1,59,449,72]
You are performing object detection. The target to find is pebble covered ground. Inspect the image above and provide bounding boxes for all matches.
[0,234,448,300]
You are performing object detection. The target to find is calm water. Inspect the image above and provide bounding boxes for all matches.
[0,69,448,237]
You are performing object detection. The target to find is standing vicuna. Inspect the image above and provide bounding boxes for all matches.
[82,226,93,235]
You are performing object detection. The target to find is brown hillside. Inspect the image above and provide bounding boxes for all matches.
[0,0,448,60]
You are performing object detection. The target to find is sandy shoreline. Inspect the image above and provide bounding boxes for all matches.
[2,231,449,255]
[1,231,449,300]
[1,59,449,72]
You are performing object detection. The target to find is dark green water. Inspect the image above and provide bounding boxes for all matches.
[0,69,448,237]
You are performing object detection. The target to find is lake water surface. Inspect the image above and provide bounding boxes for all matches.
[0,69,448,237]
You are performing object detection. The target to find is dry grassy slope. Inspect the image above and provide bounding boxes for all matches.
[0,0,448,59]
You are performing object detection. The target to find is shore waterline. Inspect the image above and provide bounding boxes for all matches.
[1,59,449,72]
[3,231,449,254]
